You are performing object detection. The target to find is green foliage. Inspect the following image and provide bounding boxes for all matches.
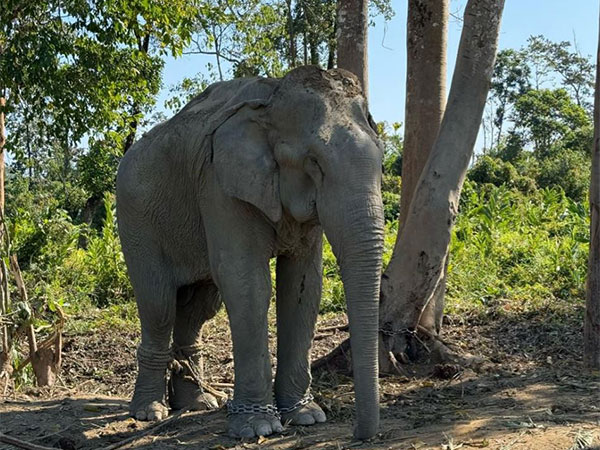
[85,193,133,307]
[1,0,198,226]
[525,35,594,110]
[177,0,393,92]
[446,182,588,314]
[535,149,590,201]
[513,88,591,156]
[9,184,132,324]
[468,155,536,194]
[379,121,403,176]
[381,175,401,223]
[79,135,124,200]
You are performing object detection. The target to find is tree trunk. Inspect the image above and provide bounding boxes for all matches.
[123,33,150,154]
[0,96,8,392]
[0,97,5,213]
[387,0,449,342]
[379,0,505,370]
[398,0,448,227]
[327,20,336,70]
[286,0,296,67]
[584,10,600,369]
[336,0,368,99]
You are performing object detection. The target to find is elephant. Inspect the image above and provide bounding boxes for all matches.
[115,65,385,439]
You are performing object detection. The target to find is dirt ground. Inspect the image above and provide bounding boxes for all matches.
[1,308,599,450]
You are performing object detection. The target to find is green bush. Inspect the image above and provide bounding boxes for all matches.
[382,175,401,222]
[535,149,590,201]
[468,155,536,193]
[446,182,588,314]
[85,193,133,307]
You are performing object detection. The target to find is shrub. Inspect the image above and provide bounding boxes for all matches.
[85,193,133,307]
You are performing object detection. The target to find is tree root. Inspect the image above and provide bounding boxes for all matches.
[311,338,352,374]
[313,323,485,377]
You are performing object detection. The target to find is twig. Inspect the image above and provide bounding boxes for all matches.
[30,423,75,442]
[0,433,57,450]
[317,323,349,333]
[387,351,411,377]
[313,333,334,341]
[103,408,190,450]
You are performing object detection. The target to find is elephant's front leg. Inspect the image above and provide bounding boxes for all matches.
[275,231,327,426]
[217,257,283,438]
[203,202,283,438]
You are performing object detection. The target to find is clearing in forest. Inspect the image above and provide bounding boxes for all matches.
[1,308,599,450]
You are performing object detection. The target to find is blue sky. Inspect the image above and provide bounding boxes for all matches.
[159,0,599,128]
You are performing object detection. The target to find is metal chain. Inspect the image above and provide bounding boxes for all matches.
[379,327,431,353]
[378,327,416,337]
[226,401,280,418]
[278,392,314,414]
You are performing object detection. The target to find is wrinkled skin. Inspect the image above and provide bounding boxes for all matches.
[116,66,385,439]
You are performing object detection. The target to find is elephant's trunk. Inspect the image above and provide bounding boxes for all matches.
[323,194,384,439]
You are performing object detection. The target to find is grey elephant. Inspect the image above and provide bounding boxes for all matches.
[116,65,385,439]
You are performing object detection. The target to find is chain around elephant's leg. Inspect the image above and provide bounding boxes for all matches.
[201,191,283,438]
[274,232,327,426]
[169,282,221,411]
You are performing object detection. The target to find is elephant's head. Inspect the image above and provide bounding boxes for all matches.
[211,66,384,439]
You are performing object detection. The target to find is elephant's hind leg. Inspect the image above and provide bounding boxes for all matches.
[169,281,222,411]
[129,266,177,421]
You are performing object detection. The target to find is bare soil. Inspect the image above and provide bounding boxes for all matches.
[1,307,599,450]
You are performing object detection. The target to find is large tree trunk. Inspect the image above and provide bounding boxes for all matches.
[379,0,505,370]
[286,0,296,67]
[584,11,600,369]
[0,97,5,212]
[386,0,449,344]
[336,0,368,99]
[0,96,8,392]
[398,0,448,227]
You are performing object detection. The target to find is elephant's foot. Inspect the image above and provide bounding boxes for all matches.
[227,402,283,438]
[280,400,327,426]
[228,413,284,438]
[168,373,219,411]
[130,366,169,421]
[130,399,169,421]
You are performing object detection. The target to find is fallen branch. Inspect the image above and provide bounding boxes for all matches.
[103,408,190,450]
[317,323,349,334]
[211,382,233,388]
[314,333,334,341]
[0,433,57,450]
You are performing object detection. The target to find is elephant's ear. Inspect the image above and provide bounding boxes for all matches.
[209,101,282,223]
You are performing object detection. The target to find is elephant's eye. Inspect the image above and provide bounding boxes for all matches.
[304,156,324,186]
